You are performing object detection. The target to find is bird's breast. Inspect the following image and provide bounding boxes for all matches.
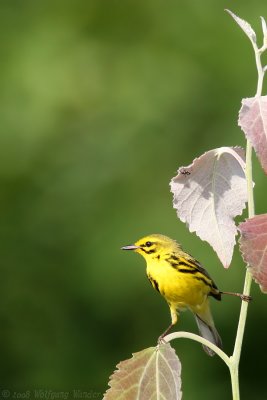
[146,259,210,308]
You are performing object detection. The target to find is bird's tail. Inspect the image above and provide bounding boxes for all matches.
[194,300,222,357]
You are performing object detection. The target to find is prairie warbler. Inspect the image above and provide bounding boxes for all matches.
[122,234,251,356]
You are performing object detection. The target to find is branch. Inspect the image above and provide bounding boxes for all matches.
[164,331,231,366]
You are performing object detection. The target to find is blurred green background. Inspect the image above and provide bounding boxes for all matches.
[1,0,267,399]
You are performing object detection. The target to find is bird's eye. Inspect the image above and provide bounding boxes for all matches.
[146,241,152,247]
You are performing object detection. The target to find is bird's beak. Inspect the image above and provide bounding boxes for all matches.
[121,244,140,251]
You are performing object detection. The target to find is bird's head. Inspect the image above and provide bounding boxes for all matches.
[121,234,181,260]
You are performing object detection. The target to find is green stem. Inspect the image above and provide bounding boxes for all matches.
[228,129,256,399]
[227,12,267,398]
[229,361,240,400]
[229,272,253,400]
[164,331,230,365]
[245,142,255,218]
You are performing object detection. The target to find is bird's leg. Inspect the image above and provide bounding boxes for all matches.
[157,323,174,344]
[158,305,178,344]
[220,291,252,302]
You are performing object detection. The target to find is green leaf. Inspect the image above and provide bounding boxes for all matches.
[103,344,182,400]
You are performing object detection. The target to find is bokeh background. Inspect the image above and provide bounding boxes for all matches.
[1,1,267,399]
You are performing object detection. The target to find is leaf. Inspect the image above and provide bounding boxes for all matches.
[103,344,182,400]
[226,9,257,45]
[170,147,247,268]
[260,16,267,46]
[239,214,267,293]
[238,96,267,175]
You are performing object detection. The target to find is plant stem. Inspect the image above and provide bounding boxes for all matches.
[228,24,265,399]
[227,10,267,398]
[245,142,255,218]
[229,361,240,400]
[164,331,230,365]
[228,139,255,399]
[230,23,266,398]
[255,42,267,97]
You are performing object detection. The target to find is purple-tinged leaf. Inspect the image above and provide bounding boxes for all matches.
[239,215,267,293]
[103,344,182,400]
[170,147,247,268]
[238,96,267,174]
[226,9,257,45]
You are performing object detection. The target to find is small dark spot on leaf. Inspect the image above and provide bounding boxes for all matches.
[179,167,191,176]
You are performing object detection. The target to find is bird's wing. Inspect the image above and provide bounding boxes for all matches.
[168,251,221,299]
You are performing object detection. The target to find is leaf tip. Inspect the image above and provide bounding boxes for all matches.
[225,9,257,44]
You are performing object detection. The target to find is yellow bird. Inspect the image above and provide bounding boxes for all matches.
[122,234,250,356]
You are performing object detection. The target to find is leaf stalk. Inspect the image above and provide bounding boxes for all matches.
[164,331,230,365]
